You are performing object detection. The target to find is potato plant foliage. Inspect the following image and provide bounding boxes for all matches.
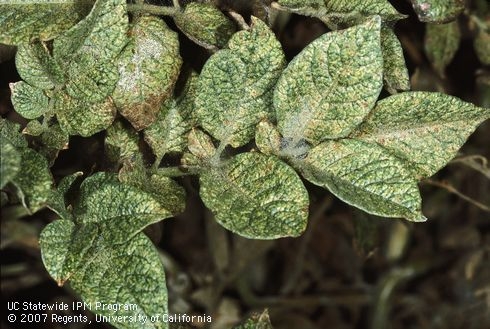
[1,0,489,328]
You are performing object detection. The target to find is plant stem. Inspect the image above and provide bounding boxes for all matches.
[154,165,201,177]
[127,4,180,17]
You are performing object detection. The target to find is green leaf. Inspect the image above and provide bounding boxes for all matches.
[142,172,186,215]
[187,128,216,160]
[15,41,64,89]
[474,29,490,65]
[40,220,98,285]
[234,310,273,329]
[112,16,182,130]
[276,0,405,22]
[40,223,169,329]
[53,0,128,103]
[73,173,173,236]
[410,0,464,23]
[0,117,28,148]
[47,171,83,220]
[274,16,382,144]
[9,82,49,119]
[301,139,425,221]
[195,17,286,147]
[424,21,461,77]
[55,92,116,137]
[354,92,490,178]
[381,26,410,93]
[144,72,198,161]
[70,233,168,329]
[255,120,282,157]
[200,152,309,239]
[174,2,236,50]
[1,141,21,188]
[12,147,54,213]
[0,0,93,45]
[23,121,69,165]
[105,120,141,165]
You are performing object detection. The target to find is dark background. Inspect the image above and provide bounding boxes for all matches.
[1,1,489,328]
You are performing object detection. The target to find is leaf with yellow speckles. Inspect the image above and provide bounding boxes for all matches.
[353,92,490,178]
[174,2,236,50]
[301,139,426,221]
[0,0,93,45]
[274,16,383,145]
[55,92,116,137]
[40,172,170,328]
[9,81,49,119]
[200,152,309,239]
[276,0,405,22]
[144,72,198,162]
[381,26,410,93]
[15,41,65,90]
[113,16,182,130]
[195,17,286,148]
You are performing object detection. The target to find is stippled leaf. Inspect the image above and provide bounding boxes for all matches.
[55,92,116,137]
[113,16,182,130]
[187,128,216,160]
[70,233,168,329]
[144,72,199,161]
[1,141,21,188]
[0,117,27,148]
[234,310,273,329]
[47,171,83,220]
[424,21,461,77]
[200,152,309,239]
[174,2,236,50]
[195,17,286,147]
[300,139,425,221]
[73,173,173,233]
[0,0,93,45]
[381,26,410,93]
[40,220,98,285]
[40,224,169,329]
[105,120,141,166]
[474,29,490,65]
[255,120,282,157]
[354,92,490,178]
[276,0,405,22]
[12,147,54,213]
[23,121,69,165]
[410,0,464,23]
[53,0,128,103]
[9,82,49,119]
[15,41,64,89]
[274,16,382,144]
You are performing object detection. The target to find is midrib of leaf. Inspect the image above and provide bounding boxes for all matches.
[304,163,418,212]
[210,165,280,219]
[355,121,466,140]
